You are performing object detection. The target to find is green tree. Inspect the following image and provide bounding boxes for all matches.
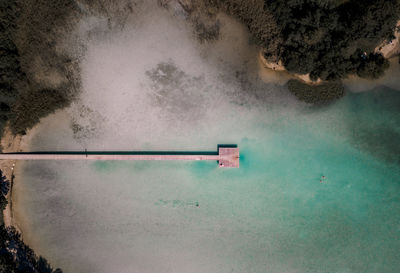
[357,53,390,79]
[263,0,400,80]
[287,79,344,104]
[0,194,7,211]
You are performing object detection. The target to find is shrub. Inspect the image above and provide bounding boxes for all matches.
[287,79,344,104]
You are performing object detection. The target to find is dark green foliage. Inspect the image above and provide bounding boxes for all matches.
[207,0,399,82]
[0,0,78,135]
[287,79,344,104]
[0,0,22,134]
[0,171,9,212]
[0,194,6,212]
[1,169,62,272]
[356,53,390,79]
[0,225,63,273]
[204,0,281,56]
[10,88,69,135]
[264,0,400,80]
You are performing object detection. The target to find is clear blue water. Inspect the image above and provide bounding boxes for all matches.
[183,88,400,272]
[11,6,400,270]
[16,86,400,273]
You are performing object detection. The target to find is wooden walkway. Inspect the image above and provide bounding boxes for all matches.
[0,147,239,168]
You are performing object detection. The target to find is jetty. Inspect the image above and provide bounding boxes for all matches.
[0,147,239,168]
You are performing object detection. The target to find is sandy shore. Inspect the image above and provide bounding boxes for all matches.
[259,20,400,84]
[258,50,322,84]
[376,21,400,59]
[1,127,27,230]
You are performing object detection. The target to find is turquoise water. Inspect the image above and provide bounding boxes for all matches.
[182,89,400,272]
[11,4,400,270]
[15,87,400,273]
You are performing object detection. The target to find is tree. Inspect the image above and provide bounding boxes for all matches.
[0,194,7,211]
[287,79,344,104]
[356,53,390,79]
[267,0,399,80]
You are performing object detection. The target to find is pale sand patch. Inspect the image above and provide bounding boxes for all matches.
[259,20,400,86]
[258,50,285,72]
[257,50,291,85]
[375,20,400,59]
[293,73,322,85]
[258,50,322,84]
[1,126,31,229]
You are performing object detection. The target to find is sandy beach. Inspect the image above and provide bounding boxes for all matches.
[1,1,399,271]
[259,20,400,85]
[1,127,28,229]
[376,21,400,59]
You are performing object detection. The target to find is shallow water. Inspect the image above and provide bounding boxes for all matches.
[13,2,400,273]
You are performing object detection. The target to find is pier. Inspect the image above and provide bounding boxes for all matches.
[0,147,239,168]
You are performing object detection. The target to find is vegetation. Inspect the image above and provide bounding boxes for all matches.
[1,170,62,273]
[287,79,344,104]
[209,0,399,81]
[0,172,8,212]
[0,226,63,273]
[264,0,399,81]
[0,193,6,212]
[0,0,78,135]
[203,0,281,54]
[356,52,390,79]
[205,0,399,103]
[0,0,398,127]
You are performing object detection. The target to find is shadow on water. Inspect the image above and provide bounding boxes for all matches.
[5,145,242,173]
[190,160,217,177]
[217,144,237,149]
[344,87,400,166]
[3,147,236,156]
[1,144,242,157]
